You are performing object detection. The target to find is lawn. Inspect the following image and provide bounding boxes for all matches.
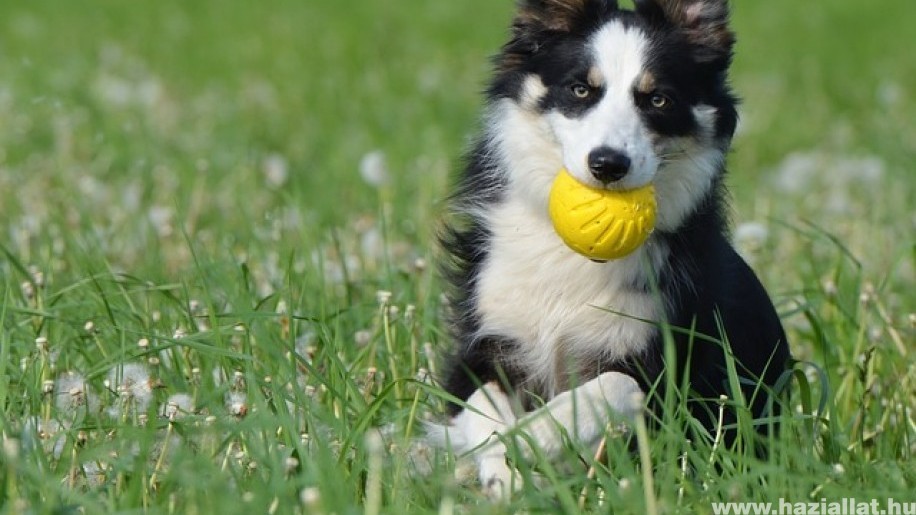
[0,0,913,513]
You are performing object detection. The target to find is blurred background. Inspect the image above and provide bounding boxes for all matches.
[0,0,913,511]
[2,1,913,267]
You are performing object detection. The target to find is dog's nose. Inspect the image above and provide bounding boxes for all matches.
[587,147,631,184]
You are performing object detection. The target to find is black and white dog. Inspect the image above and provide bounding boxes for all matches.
[434,0,791,497]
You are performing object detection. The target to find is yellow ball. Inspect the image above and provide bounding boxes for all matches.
[548,169,657,260]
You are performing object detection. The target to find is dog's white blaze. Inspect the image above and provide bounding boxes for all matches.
[547,22,658,190]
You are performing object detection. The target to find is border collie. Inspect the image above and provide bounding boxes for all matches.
[434,0,791,498]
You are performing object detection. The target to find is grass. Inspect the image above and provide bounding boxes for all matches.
[1,0,914,513]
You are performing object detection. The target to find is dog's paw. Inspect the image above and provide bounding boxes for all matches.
[594,371,644,418]
[478,453,520,501]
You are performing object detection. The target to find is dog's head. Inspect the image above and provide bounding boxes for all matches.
[487,0,738,230]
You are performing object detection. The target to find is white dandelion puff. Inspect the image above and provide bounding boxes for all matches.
[360,226,385,261]
[773,151,821,193]
[54,371,98,414]
[147,205,174,237]
[359,150,390,187]
[300,486,321,507]
[2,437,20,462]
[734,221,769,252]
[226,391,248,417]
[28,265,45,288]
[375,290,392,306]
[262,153,289,188]
[354,330,372,347]
[20,281,35,299]
[161,393,194,421]
[107,362,155,414]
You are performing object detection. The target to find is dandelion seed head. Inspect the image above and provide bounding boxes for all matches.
[2,437,20,462]
[21,281,35,299]
[734,221,769,253]
[147,205,174,237]
[107,362,154,411]
[227,391,248,417]
[360,227,384,261]
[822,278,838,297]
[354,330,372,347]
[375,290,392,306]
[300,487,321,507]
[161,393,194,420]
[359,150,389,187]
[262,153,289,188]
[28,265,45,287]
[55,371,97,413]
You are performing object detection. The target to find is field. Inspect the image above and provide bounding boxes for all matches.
[1,0,914,513]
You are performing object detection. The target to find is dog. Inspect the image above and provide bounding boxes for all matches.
[433,0,791,498]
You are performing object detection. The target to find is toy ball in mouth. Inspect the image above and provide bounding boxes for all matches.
[548,169,657,261]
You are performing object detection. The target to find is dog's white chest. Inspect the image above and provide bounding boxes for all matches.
[474,199,660,395]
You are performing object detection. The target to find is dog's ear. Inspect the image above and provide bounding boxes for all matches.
[634,0,734,64]
[499,0,618,71]
[514,0,618,33]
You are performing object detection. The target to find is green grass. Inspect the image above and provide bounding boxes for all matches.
[1,0,914,513]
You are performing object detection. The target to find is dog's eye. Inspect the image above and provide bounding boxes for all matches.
[649,93,672,109]
[570,84,591,99]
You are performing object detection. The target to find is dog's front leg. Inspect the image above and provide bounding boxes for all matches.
[441,382,520,499]
[510,371,644,459]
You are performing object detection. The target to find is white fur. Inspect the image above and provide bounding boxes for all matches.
[439,383,520,499]
[434,373,643,499]
[474,192,665,397]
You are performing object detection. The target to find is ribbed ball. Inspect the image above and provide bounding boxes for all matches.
[548,169,656,260]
